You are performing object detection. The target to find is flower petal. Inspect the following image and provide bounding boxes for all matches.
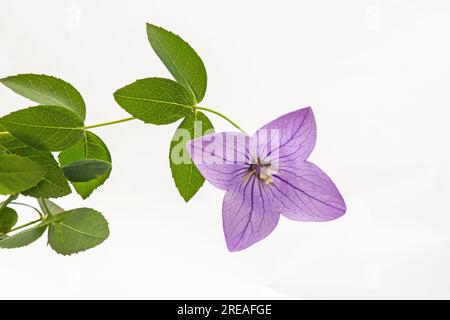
[187,132,251,191]
[253,107,316,164]
[269,161,346,221]
[223,176,280,252]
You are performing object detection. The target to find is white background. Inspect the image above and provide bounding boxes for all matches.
[1,0,450,299]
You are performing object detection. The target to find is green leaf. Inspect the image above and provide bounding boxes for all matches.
[0,74,86,120]
[147,23,207,103]
[0,154,46,195]
[170,111,214,202]
[38,199,64,216]
[48,208,110,255]
[58,132,111,199]
[61,160,111,183]
[0,135,71,198]
[0,223,48,249]
[0,105,85,151]
[0,207,18,234]
[114,77,194,125]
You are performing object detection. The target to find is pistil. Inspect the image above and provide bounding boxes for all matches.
[247,158,275,185]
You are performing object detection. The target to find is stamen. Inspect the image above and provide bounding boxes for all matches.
[246,158,275,185]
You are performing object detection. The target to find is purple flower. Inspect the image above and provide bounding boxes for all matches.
[188,107,346,252]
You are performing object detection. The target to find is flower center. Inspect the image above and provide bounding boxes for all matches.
[248,158,275,185]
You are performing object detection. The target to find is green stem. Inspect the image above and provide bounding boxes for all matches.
[85,117,136,129]
[0,197,46,236]
[7,218,43,234]
[0,194,19,211]
[39,198,51,217]
[195,106,247,134]
[0,131,11,137]
[10,202,43,218]
[83,107,247,134]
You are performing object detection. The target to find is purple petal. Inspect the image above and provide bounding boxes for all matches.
[253,107,316,164]
[187,132,251,191]
[223,176,280,252]
[269,161,346,222]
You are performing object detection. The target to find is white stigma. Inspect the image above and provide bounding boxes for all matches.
[259,165,276,185]
[247,159,277,185]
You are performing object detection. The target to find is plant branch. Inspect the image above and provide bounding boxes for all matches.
[0,194,19,211]
[10,202,43,218]
[85,117,136,129]
[195,106,247,134]
[7,218,43,234]
[39,198,52,216]
[83,107,247,134]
